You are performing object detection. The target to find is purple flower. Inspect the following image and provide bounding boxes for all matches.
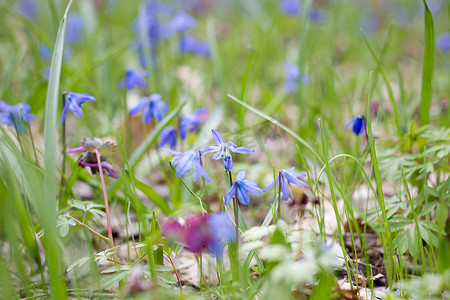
[280,0,302,16]
[0,101,35,133]
[308,7,327,24]
[360,13,380,34]
[169,11,197,33]
[39,44,52,61]
[162,148,211,182]
[301,73,311,85]
[66,13,84,44]
[436,32,450,53]
[129,94,169,123]
[66,137,119,179]
[263,167,308,201]
[159,126,177,149]
[224,170,263,205]
[120,68,149,90]
[345,115,365,136]
[61,92,97,125]
[17,0,38,19]
[179,35,210,57]
[284,61,300,94]
[200,129,254,172]
[179,108,208,140]
[162,212,235,258]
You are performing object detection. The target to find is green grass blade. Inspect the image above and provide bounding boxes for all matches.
[132,174,173,216]
[420,0,435,126]
[128,101,187,170]
[227,94,323,164]
[42,1,74,298]
[360,30,403,138]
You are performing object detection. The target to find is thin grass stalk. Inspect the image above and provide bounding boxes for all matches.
[365,72,396,284]
[28,125,39,164]
[319,119,353,287]
[420,0,434,126]
[95,149,114,248]
[401,167,426,274]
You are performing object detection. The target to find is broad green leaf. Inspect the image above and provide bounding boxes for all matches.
[132,175,172,216]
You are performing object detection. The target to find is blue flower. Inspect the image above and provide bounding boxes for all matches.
[224,170,263,205]
[179,35,210,57]
[200,129,254,172]
[179,108,208,140]
[263,167,308,201]
[169,11,197,33]
[61,92,97,125]
[280,0,301,16]
[284,61,300,94]
[129,94,169,124]
[17,0,38,19]
[0,101,35,133]
[345,115,365,136]
[162,148,211,182]
[39,44,52,61]
[66,13,84,44]
[308,7,327,24]
[436,32,450,53]
[159,126,177,149]
[120,68,149,90]
[208,212,235,258]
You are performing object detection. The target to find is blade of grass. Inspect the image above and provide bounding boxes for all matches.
[365,71,396,285]
[360,30,403,138]
[108,101,186,196]
[131,173,172,216]
[227,94,323,164]
[42,1,74,298]
[420,0,435,126]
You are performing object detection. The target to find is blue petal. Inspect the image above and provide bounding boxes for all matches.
[211,129,225,145]
[224,183,236,206]
[281,176,290,201]
[263,175,280,192]
[283,171,308,188]
[235,170,246,181]
[229,146,254,154]
[60,100,69,125]
[200,146,220,156]
[242,180,263,195]
[236,183,250,205]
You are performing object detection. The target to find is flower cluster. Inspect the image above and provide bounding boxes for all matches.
[263,167,308,201]
[134,1,210,67]
[284,61,311,94]
[162,212,235,258]
[162,148,210,182]
[159,108,209,149]
[120,68,149,90]
[0,101,35,133]
[66,137,119,179]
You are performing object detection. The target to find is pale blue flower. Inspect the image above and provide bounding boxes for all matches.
[437,32,450,53]
[162,148,211,182]
[179,35,210,57]
[179,108,208,140]
[200,129,254,172]
[169,11,197,33]
[120,68,149,90]
[0,101,35,133]
[224,170,263,205]
[280,0,301,16]
[159,126,177,149]
[66,13,84,44]
[263,167,308,201]
[129,94,169,123]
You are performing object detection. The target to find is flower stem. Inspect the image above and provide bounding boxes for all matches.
[227,171,239,256]
[66,215,109,241]
[28,125,39,165]
[277,172,282,222]
[95,149,114,248]
[59,92,67,206]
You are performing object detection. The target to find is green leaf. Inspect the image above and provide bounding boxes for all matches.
[101,265,131,274]
[67,257,90,273]
[420,0,434,126]
[436,203,448,230]
[100,271,130,289]
[132,175,172,216]
[41,1,75,298]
